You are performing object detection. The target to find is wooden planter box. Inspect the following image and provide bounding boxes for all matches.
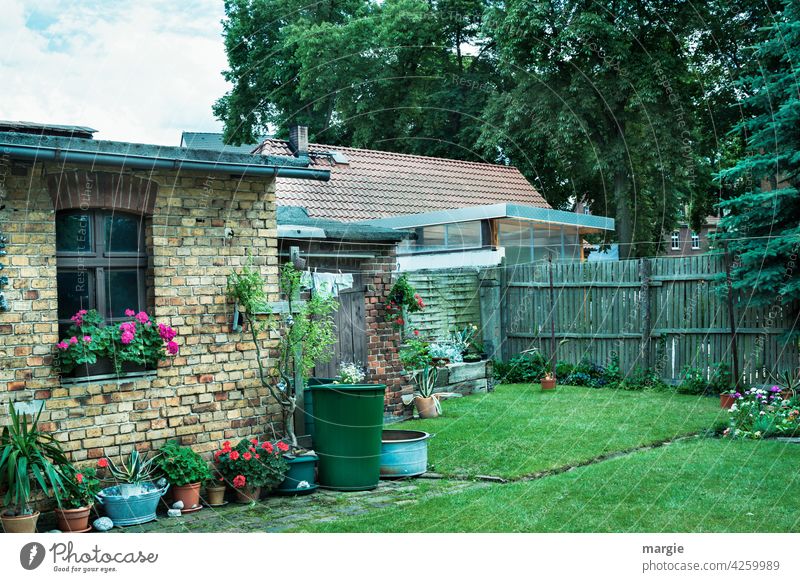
[433,360,493,396]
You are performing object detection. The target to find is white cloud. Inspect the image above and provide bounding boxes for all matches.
[0,0,230,145]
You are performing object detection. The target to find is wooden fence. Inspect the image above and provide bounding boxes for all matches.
[404,269,481,339]
[490,254,799,385]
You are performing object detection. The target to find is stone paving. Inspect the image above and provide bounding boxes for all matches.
[113,477,487,533]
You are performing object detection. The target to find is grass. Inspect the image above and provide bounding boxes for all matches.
[394,383,726,479]
[300,438,800,532]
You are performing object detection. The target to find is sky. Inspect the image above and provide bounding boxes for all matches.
[0,0,230,145]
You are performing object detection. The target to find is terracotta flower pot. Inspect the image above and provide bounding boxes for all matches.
[172,483,202,511]
[415,396,439,419]
[1,511,40,534]
[233,486,261,504]
[55,506,92,533]
[720,394,736,409]
[540,377,556,391]
[204,485,226,506]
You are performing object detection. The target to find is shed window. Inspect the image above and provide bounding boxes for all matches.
[56,210,147,332]
[671,231,680,250]
[691,232,700,250]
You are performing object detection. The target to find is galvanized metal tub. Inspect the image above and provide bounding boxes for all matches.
[96,482,169,526]
[380,430,431,478]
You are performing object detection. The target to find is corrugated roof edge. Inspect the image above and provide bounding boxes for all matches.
[278,205,412,242]
[0,132,329,180]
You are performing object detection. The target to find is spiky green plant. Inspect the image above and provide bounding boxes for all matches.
[105,449,161,484]
[0,405,69,516]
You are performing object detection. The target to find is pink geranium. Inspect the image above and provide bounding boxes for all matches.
[121,331,135,345]
[69,336,78,345]
[83,335,92,343]
[124,308,136,317]
[135,311,150,324]
[232,475,246,489]
[56,341,69,350]
[158,323,177,342]
[166,341,179,355]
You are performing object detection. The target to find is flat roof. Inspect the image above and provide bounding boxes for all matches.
[361,203,615,232]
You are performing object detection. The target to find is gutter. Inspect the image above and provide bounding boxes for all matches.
[1,144,330,181]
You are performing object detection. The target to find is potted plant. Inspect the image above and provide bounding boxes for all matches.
[720,389,739,409]
[54,465,102,532]
[54,308,179,378]
[215,439,288,503]
[413,365,441,419]
[155,441,212,513]
[0,405,69,533]
[203,473,227,507]
[385,274,425,328]
[540,372,557,391]
[95,450,167,526]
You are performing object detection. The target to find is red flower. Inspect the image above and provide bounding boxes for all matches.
[222,440,231,451]
[232,475,246,489]
[250,438,258,446]
[229,450,240,461]
[97,458,109,468]
[214,450,224,461]
[249,446,256,453]
[413,329,420,336]
[395,318,404,325]
[243,452,252,461]
[261,442,274,453]
[75,473,84,484]
[255,454,260,459]
[277,441,289,452]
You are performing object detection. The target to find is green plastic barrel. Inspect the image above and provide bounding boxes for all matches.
[303,377,336,447]
[307,383,386,491]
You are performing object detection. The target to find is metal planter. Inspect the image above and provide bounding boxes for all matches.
[96,482,169,526]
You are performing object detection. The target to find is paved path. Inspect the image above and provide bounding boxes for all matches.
[114,478,485,533]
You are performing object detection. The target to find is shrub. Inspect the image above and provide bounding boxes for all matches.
[709,362,733,395]
[493,350,548,383]
[156,441,213,486]
[676,366,710,395]
[620,367,669,391]
[399,337,432,371]
[555,361,574,382]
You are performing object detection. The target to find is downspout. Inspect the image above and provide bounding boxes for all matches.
[1,145,330,181]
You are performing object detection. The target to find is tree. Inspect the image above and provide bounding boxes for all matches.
[213,0,496,158]
[715,0,800,312]
[479,1,721,258]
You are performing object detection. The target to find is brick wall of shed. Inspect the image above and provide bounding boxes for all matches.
[0,162,282,471]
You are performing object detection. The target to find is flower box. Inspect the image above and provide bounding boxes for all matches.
[63,357,150,379]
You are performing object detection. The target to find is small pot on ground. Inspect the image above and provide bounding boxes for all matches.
[55,506,92,533]
[720,394,737,409]
[540,376,556,391]
[277,453,318,495]
[415,395,440,419]
[234,486,261,504]
[1,511,40,534]
[171,483,202,511]
[204,484,226,506]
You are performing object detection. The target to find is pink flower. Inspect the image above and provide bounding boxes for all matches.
[250,438,258,446]
[121,331,135,345]
[261,442,274,453]
[119,321,136,334]
[125,309,136,317]
[277,441,289,452]
[71,309,88,326]
[135,311,150,324]
[232,475,246,489]
[229,450,240,461]
[75,473,84,484]
[82,335,92,343]
[158,323,177,342]
[166,341,179,355]
[243,452,252,461]
[97,458,109,468]
[69,336,78,345]
[56,341,69,350]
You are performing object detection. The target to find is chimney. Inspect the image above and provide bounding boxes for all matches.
[288,126,308,157]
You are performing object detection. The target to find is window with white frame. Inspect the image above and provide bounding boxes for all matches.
[691,231,700,249]
[671,231,680,250]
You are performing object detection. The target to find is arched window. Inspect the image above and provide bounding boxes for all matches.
[56,210,147,332]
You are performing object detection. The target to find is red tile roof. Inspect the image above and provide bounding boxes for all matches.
[255,139,550,222]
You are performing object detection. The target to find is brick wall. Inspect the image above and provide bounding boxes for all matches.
[0,161,281,473]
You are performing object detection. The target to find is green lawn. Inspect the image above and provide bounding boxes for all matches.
[301,438,800,532]
[396,383,726,479]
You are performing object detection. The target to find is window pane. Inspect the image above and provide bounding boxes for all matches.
[105,214,143,253]
[105,270,142,318]
[419,224,446,250]
[56,213,93,253]
[446,221,482,248]
[57,270,93,319]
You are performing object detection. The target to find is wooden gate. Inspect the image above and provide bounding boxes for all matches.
[313,274,367,377]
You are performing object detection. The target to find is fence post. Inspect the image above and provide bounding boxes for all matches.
[479,268,502,361]
[724,245,741,391]
[639,258,652,368]
[548,254,557,376]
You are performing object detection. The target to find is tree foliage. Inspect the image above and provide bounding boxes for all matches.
[715,0,800,309]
